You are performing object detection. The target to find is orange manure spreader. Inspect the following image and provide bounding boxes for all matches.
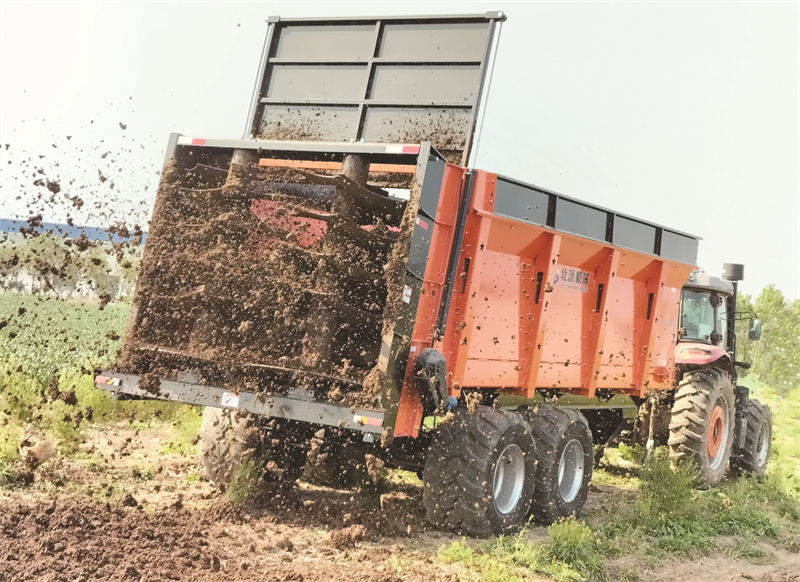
[96,13,769,535]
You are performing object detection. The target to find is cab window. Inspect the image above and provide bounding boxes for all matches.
[680,290,726,347]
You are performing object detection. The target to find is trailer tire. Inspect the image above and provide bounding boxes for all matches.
[422,406,536,537]
[199,407,307,488]
[522,406,593,524]
[730,399,772,477]
[199,407,259,486]
[668,369,735,486]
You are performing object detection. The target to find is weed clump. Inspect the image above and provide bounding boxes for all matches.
[636,451,699,529]
[548,519,605,579]
[226,459,265,505]
[634,452,712,555]
[0,459,16,486]
[440,538,531,582]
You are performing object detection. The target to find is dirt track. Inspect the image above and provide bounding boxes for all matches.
[0,498,461,582]
[0,424,455,582]
[2,423,799,582]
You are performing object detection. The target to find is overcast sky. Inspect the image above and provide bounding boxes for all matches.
[0,1,798,299]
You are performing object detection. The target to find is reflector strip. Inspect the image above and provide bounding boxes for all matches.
[385,144,420,154]
[415,216,429,230]
[176,137,208,146]
[220,392,240,408]
[94,376,121,386]
[353,415,383,427]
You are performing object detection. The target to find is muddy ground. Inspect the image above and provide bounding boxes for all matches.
[1,423,798,582]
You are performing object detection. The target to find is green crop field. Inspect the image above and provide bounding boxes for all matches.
[0,292,200,461]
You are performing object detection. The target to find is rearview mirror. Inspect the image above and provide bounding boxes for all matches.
[749,319,762,341]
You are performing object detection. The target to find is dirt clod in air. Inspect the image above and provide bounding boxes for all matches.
[98,293,112,309]
[18,424,56,469]
[466,391,482,414]
[364,454,385,484]
[380,426,394,448]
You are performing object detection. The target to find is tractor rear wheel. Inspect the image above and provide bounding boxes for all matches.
[730,399,773,477]
[668,369,735,486]
[199,407,308,488]
[522,405,593,524]
[422,406,536,536]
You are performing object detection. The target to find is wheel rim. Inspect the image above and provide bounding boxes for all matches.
[707,398,730,470]
[493,444,526,515]
[755,421,770,468]
[558,439,585,504]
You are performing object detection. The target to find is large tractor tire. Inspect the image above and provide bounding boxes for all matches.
[668,369,735,486]
[522,405,593,524]
[199,407,307,488]
[730,399,773,477]
[422,405,536,537]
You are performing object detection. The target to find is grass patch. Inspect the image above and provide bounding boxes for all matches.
[387,555,413,573]
[226,459,265,505]
[0,458,16,486]
[84,458,103,472]
[633,452,715,556]
[441,522,604,582]
[727,535,776,564]
[616,443,646,465]
[548,520,605,579]
[441,538,529,582]
[158,407,203,456]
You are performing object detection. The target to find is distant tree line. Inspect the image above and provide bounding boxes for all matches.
[736,286,800,396]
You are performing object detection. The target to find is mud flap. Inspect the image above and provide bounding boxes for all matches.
[413,348,448,414]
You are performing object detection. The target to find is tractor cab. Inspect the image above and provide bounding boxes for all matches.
[680,272,733,348]
[676,265,761,373]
